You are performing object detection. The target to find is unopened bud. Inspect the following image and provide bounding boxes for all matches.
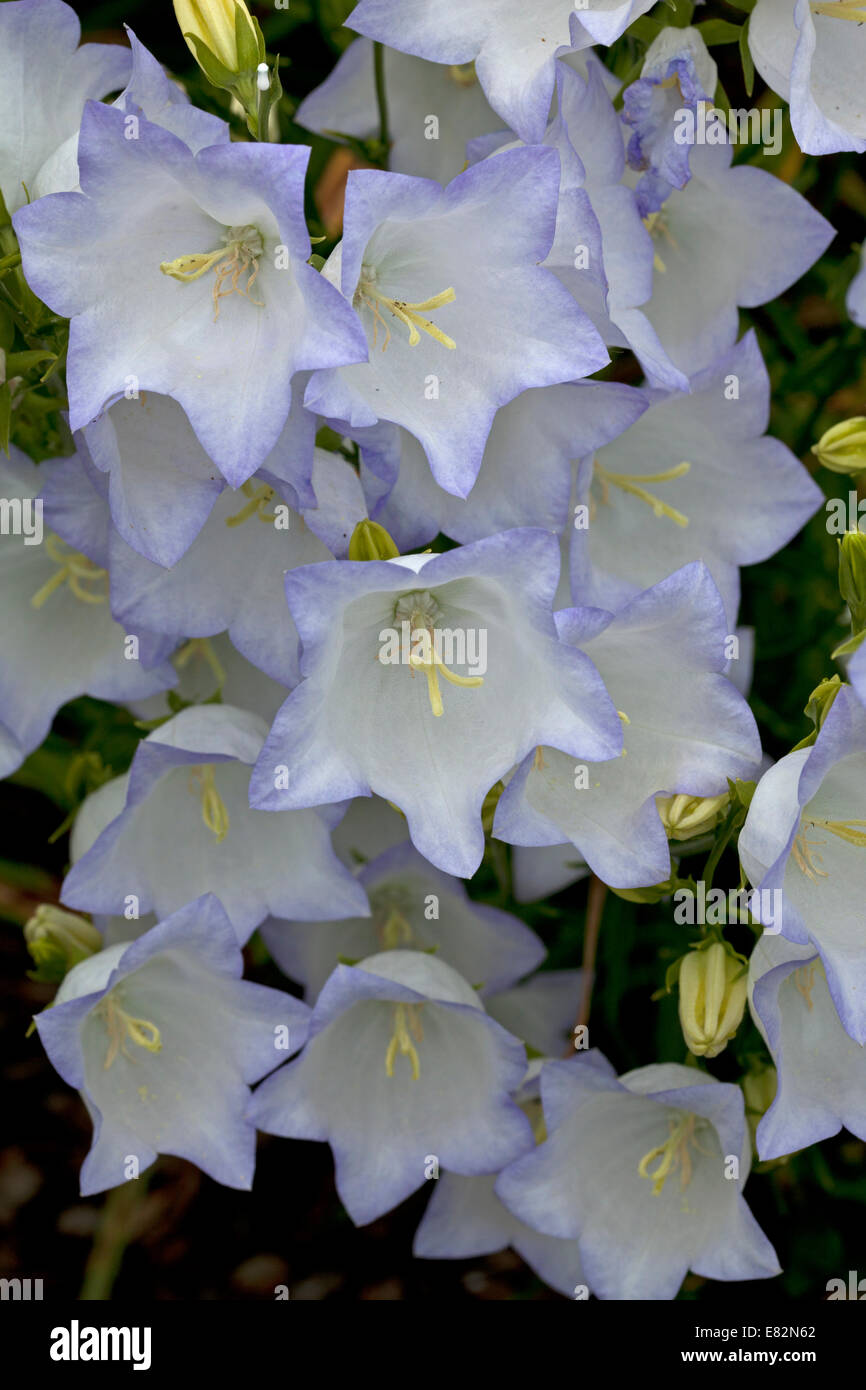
[678,941,747,1059]
[742,1065,777,1148]
[812,417,866,475]
[24,905,102,983]
[656,792,728,841]
[839,530,866,633]
[348,519,400,562]
[173,0,264,91]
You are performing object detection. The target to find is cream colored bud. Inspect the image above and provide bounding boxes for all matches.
[24,904,102,980]
[812,417,866,475]
[173,0,257,74]
[678,942,747,1059]
[656,792,728,841]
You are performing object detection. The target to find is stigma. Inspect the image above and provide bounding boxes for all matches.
[593,459,691,527]
[31,535,108,608]
[638,1110,708,1198]
[97,992,162,1070]
[355,264,456,352]
[384,1003,423,1080]
[225,480,279,527]
[160,224,265,321]
[189,764,230,843]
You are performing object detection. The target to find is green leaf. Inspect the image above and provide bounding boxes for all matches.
[185,33,236,90]
[0,380,11,456]
[629,17,665,44]
[739,18,755,98]
[695,19,743,45]
[4,349,55,375]
[234,3,262,71]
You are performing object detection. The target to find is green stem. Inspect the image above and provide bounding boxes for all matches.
[79,1175,150,1300]
[373,41,390,162]
[701,807,743,893]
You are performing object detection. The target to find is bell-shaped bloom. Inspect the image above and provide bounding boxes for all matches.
[739,682,866,1045]
[30,27,230,200]
[494,564,761,889]
[76,381,315,569]
[13,101,368,484]
[467,59,687,394]
[347,0,656,144]
[362,381,646,551]
[305,148,608,498]
[35,894,310,1195]
[622,29,717,216]
[39,445,334,689]
[749,932,866,1160]
[249,949,533,1225]
[0,448,176,779]
[570,332,823,624]
[261,840,545,999]
[61,705,370,942]
[0,0,131,212]
[637,140,834,376]
[250,529,623,879]
[749,0,866,155]
[484,969,584,1058]
[296,38,503,183]
[496,1052,780,1299]
[848,242,866,329]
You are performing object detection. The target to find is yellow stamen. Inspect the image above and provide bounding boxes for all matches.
[594,460,691,527]
[638,1111,709,1197]
[794,963,818,1010]
[189,764,230,843]
[99,994,162,1070]
[225,480,278,526]
[174,637,227,690]
[160,225,265,322]
[31,535,108,609]
[618,710,631,725]
[408,644,484,717]
[384,1003,422,1080]
[381,908,413,949]
[355,275,457,352]
[533,746,547,771]
[810,0,866,18]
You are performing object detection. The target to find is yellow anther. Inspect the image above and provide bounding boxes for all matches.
[617,710,631,725]
[384,1003,423,1080]
[189,764,230,843]
[593,460,691,527]
[160,224,265,322]
[31,535,108,609]
[225,480,278,527]
[448,62,477,87]
[533,746,547,771]
[638,1111,709,1197]
[355,273,456,352]
[810,0,866,17]
[99,994,162,1070]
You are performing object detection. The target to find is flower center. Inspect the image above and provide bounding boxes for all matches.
[638,1110,712,1198]
[96,991,162,1071]
[386,590,484,719]
[188,764,230,843]
[30,535,109,609]
[160,225,265,322]
[384,1002,423,1080]
[791,815,866,884]
[592,458,691,528]
[643,211,680,274]
[355,264,456,353]
[224,480,279,526]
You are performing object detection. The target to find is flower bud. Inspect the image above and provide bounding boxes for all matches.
[839,530,866,633]
[348,519,400,562]
[742,1065,777,1151]
[678,941,747,1059]
[811,417,866,475]
[656,792,728,841]
[24,905,102,983]
[173,0,260,77]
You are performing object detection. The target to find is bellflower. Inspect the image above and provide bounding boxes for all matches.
[494,564,761,889]
[496,1053,780,1299]
[261,840,545,1000]
[749,933,866,1160]
[362,381,646,551]
[35,894,310,1195]
[749,0,866,155]
[622,29,717,216]
[738,681,866,1045]
[347,0,656,144]
[250,529,623,879]
[569,332,824,624]
[249,949,533,1225]
[295,38,503,183]
[0,448,176,780]
[13,101,368,484]
[0,0,131,213]
[61,705,370,942]
[305,148,608,498]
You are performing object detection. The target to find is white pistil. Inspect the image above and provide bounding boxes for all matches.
[384,1002,423,1080]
